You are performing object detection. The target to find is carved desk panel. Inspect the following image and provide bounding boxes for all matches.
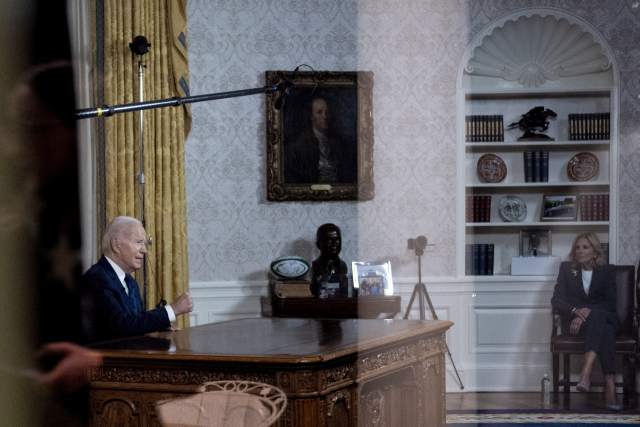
[89,318,452,427]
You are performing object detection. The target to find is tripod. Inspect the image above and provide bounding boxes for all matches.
[404,243,464,390]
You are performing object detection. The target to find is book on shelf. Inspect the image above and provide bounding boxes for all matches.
[473,196,480,222]
[466,243,494,276]
[480,196,491,222]
[485,196,491,222]
[523,151,549,182]
[486,244,494,275]
[269,279,313,298]
[465,115,504,142]
[580,195,588,221]
[533,151,541,182]
[541,151,549,182]
[466,196,491,223]
[569,112,610,141]
[523,151,533,183]
[479,243,487,275]
[579,194,609,221]
[465,244,473,275]
[472,244,480,275]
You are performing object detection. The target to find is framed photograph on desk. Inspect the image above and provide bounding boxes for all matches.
[352,261,393,296]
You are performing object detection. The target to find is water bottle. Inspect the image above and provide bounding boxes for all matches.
[541,374,550,404]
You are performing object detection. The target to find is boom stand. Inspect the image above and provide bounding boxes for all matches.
[403,252,464,390]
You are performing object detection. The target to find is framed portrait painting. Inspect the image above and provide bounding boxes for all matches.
[265,71,374,201]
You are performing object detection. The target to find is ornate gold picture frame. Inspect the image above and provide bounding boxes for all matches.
[265,71,374,201]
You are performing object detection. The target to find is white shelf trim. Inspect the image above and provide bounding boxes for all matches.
[466,221,608,227]
[464,88,613,96]
[467,182,609,188]
[466,141,610,148]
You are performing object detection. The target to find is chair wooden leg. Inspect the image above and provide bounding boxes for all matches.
[623,355,637,402]
[563,353,571,395]
[553,352,560,403]
[623,355,630,397]
[631,356,637,402]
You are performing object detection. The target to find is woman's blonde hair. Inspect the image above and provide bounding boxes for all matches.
[568,231,607,267]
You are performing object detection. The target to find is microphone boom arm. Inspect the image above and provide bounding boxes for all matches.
[75,85,279,120]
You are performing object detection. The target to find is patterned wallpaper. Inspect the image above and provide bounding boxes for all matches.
[185,0,640,282]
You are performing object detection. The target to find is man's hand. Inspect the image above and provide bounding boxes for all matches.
[574,307,590,321]
[570,317,584,335]
[170,292,194,316]
[166,326,181,331]
[38,342,102,395]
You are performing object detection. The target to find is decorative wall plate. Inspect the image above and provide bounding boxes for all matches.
[270,256,309,278]
[477,154,507,183]
[499,195,527,222]
[567,152,599,181]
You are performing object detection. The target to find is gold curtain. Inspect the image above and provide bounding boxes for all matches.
[102,0,191,327]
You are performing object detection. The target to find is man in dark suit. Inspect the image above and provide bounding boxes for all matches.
[81,216,193,343]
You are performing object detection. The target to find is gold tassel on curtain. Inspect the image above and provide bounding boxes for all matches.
[101,0,191,328]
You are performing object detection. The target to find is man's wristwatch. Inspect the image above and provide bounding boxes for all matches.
[571,307,577,316]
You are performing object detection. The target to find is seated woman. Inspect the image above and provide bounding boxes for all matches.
[551,232,620,410]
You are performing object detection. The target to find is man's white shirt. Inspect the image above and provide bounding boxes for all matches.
[313,128,337,182]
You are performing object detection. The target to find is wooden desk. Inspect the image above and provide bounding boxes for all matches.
[89,318,452,427]
[261,295,402,319]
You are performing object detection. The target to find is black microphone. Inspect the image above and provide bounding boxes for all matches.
[289,66,300,81]
[274,66,300,110]
[274,88,288,110]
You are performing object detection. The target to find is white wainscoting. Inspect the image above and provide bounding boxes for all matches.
[189,276,636,392]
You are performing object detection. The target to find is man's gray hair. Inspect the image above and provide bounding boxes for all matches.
[102,216,141,255]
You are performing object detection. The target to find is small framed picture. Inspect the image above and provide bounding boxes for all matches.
[351,261,393,296]
[541,194,578,221]
[519,229,552,256]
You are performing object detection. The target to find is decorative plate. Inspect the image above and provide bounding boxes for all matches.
[499,195,527,222]
[477,154,507,183]
[567,152,599,182]
[269,256,309,278]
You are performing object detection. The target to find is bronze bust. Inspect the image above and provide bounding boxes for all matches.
[312,223,347,276]
[312,223,348,298]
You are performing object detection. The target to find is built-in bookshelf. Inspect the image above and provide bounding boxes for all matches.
[457,11,618,279]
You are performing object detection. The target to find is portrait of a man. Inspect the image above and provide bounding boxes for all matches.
[283,88,358,184]
[265,70,374,201]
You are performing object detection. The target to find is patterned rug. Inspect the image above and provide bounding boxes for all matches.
[447,410,640,426]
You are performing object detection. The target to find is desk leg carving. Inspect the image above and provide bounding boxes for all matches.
[327,389,352,427]
[91,393,141,427]
[360,388,385,427]
[421,356,443,427]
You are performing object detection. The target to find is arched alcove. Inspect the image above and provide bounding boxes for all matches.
[456,7,618,278]
[465,11,614,89]
[454,7,619,392]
